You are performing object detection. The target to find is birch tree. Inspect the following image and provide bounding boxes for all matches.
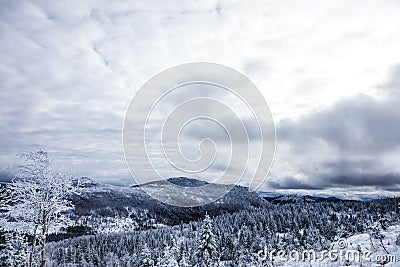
[0,150,74,267]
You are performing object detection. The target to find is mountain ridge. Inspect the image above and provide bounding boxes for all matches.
[65,176,268,235]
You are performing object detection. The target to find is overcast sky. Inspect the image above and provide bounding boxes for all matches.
[1,0,399,199]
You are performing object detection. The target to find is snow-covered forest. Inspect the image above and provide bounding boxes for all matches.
[0,151,399,266]
[44,198,399,266]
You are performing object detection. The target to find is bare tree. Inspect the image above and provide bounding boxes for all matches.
[1,150,74,267]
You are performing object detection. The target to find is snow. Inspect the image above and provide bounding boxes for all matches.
[274,224,400,267]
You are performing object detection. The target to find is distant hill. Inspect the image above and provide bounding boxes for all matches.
[257,192,343,204]
[1,177,368,239]
[66,177,267,235]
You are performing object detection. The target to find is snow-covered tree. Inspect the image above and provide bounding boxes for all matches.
[0,231,28,267]
[141,244,155,267]
[179,251,190,267]
[157,244,179,267]
[367,219,389,253]
[170,235,179,262]
[0,150,74,267]
[105,252,118,267]
[194,214,219,267]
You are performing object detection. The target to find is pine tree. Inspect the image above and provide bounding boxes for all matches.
[105,252,118,267]
[170,235,179,262]
[157,244,179,267]
[194,214,219,267]
[179,251,190,267]
[141,244,155,267]
[0,231,28,267]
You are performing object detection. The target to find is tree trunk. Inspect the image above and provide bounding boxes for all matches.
[380,238,389,254]
[29,222,39,267]
[40,213,47,267]
[369,234,375,250]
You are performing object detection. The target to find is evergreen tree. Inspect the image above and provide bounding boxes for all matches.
[170,235,179,262]
[157,244,179,267]
[179,251,190,267]
[0,231,28,267]
[194,214,219,267]
[141,244,155,267]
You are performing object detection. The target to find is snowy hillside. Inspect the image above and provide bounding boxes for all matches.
[274,224,400,266]
[65,177,267,235]
[258,193,343,204]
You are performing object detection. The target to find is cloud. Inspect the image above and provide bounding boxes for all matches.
[269,64,400,194]
[0,171,13,183]
[1,0,400,197]
[326,174,400,187]
[268,177,324,190]
[278,93,400,154]
[382,63,400,91]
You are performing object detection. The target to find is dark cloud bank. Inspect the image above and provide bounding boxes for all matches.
[272,64,400,193]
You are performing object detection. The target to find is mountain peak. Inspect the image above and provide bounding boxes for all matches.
[166,177,209,187]
[71,177,97,188]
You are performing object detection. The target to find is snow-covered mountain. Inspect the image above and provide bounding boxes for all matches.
[258,193,343,204]
[65,177,268,235]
